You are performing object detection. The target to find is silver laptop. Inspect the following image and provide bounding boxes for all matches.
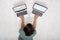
[32,3,48,16]
[13,4,27,17]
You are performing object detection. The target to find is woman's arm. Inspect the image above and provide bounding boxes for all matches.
[19,15,25,29]
[33,15,39,29]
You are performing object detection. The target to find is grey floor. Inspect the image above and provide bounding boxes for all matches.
[0,0,60,40]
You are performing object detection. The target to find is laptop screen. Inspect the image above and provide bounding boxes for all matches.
[13,4,27,12]
[33,4,47,12]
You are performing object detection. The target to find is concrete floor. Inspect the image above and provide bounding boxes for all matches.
[0,0,60,40]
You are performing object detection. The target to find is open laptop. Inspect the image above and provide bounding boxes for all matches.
[32,3,48,16]
[13,4,27,17]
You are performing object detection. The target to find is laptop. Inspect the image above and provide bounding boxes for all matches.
[32,3,48,16]
[13,4,27,17]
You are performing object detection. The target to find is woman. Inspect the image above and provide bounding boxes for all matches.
[18,14,39,40]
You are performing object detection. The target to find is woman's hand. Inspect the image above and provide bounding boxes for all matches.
[34,15,39,20]
[19,15,24,29]
[33,15,39,29]
[19,15,24,20]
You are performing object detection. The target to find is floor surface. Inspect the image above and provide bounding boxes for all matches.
[0,0,60,40]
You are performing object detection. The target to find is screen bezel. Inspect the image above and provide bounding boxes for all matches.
[33,3,48,13]
[12,4,27,12]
